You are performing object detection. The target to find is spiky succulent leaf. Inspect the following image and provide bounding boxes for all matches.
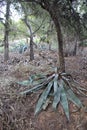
[20,74,55,95]
[77,86,87,92]
[17,80,31,86]
[20,83,45,95]
[70,80,87,96]
[29,74,46,80]
[32,79,45,86]
[59,80,69,120]
[28,75,36,84]
[52,75,60,110]
[34,74,47,79]
[42,98,50,110]
[35,81,53,115]
[17,75,39,86]
[67,89,83,108]
[52,87,60,110]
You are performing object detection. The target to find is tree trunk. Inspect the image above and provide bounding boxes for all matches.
[30,36,34,61]
[56,22,65,72]
[4,33,9,61]
[23,17,34,61]
[4,0,10,61]
[39,3,65,72]
[50,14,65,72]
[73,36,78,56]
[73,43,77,56]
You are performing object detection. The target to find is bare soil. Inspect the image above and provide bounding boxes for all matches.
[0,49,87,130]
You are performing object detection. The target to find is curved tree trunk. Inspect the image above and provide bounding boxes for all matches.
[49,11,65,72]
[38,2,65,72]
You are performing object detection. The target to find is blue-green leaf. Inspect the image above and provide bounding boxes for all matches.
[67,89,83,108]
[32,79,45,86]
[35,81,53,115]
[52,75,60,110]
[59,80,69,120]
[42,98,50,110]
[20,83,46,95]
[34,74,46,79]
[17,80,31,86]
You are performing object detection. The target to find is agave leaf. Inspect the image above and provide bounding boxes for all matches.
[29,74,46,82]
[29,75,35,84]
[35,74,47,79]
[58,80,69,120]
[72,80,87,92]
[53,74,58,94]
[77,86,87,92]
[61,73,73,78]
[52,75,60,110]
[46,73,55,82]
[52,87,60,110]
[69,81,87,97]
[20,74,55,95]
[35,81,53,115]
[73,80,86,87]
[63,78,75,92]
[77,89,87,97]
[17,80,31,86]
[71,84,87,97]
[60,72,67,76]
[20,83,46,95]
[29,74,38,83]
[32,79,45,86]
[42,98,50,110]
[62,76,70,81]
[33,74,55,92]
[67,89,83,108]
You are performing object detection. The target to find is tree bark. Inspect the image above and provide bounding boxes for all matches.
[30,36,34,61]
[4,0,10,61]
[55,21,65,72]
[56,21,65,72]
[23,17,34,61]
[49,11,65,72]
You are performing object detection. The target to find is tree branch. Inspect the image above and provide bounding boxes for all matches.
[33,16,47,34]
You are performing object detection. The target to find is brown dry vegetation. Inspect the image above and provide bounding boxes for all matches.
[0,48,87,130]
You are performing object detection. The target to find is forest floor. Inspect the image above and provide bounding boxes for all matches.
[0,48,87,130]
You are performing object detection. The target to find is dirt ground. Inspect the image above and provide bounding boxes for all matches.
[0,48,87,130]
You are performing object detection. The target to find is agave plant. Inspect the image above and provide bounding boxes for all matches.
[17,68,87,120]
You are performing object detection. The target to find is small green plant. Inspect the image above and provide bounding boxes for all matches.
[18,68,87,120]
